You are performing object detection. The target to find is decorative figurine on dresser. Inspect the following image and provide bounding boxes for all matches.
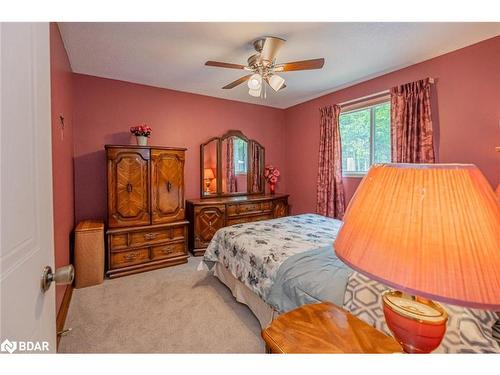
[105,145,189,278]
[186,130,289,256]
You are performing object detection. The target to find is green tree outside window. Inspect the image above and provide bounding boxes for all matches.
[339,101,391,175]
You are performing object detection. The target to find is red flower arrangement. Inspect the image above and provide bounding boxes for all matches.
[264,165,280,194]
[130,124,152,137]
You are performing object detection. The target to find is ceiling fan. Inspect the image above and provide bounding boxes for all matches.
[205,36,325,98]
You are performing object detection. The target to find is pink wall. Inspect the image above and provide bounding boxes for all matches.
[54,34,499,288]
[50,23,75,314]
[285,36,500,215]
[73,74,286,222]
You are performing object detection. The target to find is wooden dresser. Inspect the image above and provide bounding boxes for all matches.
[105,145,188,278]
[186,194,289,256]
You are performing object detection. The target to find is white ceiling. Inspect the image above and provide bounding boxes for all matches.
[59,22,499,109]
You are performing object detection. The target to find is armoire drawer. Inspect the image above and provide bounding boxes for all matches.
[110,248,150,269]
[129,226,185,248]
[109,224,186,250]
[109,232,128,250]
[151,242,186,260]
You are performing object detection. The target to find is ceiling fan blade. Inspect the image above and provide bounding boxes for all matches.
[274,58,325,72]
[205,61,248,70]
[260,37,286,62]
[222,74,253,89]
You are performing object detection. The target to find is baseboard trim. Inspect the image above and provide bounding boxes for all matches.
[56,284,73,350]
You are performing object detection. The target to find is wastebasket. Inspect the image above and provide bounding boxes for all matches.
[74,220,104,288]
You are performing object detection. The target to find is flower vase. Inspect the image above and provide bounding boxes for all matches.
[136,135,148,146]
[269,183,276,195]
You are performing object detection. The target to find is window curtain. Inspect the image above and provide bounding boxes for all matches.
[225,137,237,192]
[316,104,345,219]
[390,78,435,163]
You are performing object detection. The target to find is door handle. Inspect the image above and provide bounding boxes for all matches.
[160,246,174,255]
[41,265,74,293]
[57,328,73,337]
[127,183,133,193]
[166,181,172,192]
[123,253,138,262]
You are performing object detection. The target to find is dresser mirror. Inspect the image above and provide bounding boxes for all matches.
[201,138,218,196]
[200,130,265,197]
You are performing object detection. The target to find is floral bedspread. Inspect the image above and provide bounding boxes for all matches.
[203,214,342,300]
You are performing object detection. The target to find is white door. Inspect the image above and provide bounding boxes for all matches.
[0,23,56,353]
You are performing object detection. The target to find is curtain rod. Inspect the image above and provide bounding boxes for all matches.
[339,77,435,108]
[339,90,389,107]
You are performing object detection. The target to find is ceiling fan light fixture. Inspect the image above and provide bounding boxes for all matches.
[247,74,262,90]
[268,74,286,91]
[207,37,325,99]
[248,87,261,97]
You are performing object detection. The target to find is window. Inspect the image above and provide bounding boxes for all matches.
[339,100,391,176]
[233,138,248,174]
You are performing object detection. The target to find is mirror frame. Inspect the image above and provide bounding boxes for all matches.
[220,130,249,197]
[249,138,265,195]
[200,130,265,198]
[200,136,220,198]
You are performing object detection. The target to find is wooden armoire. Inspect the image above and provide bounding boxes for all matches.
[105,145,188,278]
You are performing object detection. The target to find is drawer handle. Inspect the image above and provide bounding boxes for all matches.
[160,247,174,255]
[144,233,157,240]
[126,183,133,193]
[123,252,138,261]
[166,181,172,192]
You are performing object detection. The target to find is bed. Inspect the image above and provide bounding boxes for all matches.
[201,214,500,353]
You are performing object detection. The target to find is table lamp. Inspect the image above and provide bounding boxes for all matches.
[204,168,215,193]
[334,163,500,353]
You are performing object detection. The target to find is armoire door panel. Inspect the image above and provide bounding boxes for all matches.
[107,148,150,228]
[151,149,185,224]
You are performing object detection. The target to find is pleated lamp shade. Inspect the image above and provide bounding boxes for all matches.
[334,163,500,310]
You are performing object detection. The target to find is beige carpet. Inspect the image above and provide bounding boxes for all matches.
[58,257,265,353]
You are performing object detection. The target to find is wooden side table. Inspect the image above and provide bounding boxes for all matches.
[262,302,402,353]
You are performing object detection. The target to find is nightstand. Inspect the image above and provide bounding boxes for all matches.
[261,302,402,353]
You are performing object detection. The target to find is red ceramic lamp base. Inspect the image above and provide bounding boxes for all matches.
[382,291,448,353]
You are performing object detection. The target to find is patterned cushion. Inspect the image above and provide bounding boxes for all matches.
[342,272,500,353]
